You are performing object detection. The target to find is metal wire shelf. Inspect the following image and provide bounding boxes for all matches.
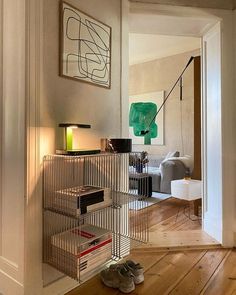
[43,152,149,283]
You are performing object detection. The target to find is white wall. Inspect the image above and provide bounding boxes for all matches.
[212,9,235,246]
[0,0,25,294]
[121,0,130,138]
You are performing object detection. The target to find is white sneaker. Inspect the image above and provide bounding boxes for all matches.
[100,264,135,293]
[124,260,144,284]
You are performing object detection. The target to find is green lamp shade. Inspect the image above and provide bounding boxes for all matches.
[59,123,91,151]
[66,127,73,150]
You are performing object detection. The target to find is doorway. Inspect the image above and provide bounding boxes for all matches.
[128,33,207,247]
[123,2,226,247]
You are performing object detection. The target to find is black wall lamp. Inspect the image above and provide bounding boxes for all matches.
[141,56,195,135]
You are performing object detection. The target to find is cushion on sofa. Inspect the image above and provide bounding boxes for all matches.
[162,155,193,173]
[148,155,164,167]
[148,151,180,168]
[164,151,180,160]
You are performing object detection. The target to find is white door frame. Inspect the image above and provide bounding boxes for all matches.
[201,22,223,243]
[124,3,235,246]
[0,0,26,294]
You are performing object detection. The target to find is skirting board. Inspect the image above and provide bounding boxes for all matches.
[43,276,79,295]
[0,271,24,295]
[43,260,119,295]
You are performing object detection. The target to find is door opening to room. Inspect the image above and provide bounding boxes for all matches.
[128,33,211,248]
[125,5,222,249]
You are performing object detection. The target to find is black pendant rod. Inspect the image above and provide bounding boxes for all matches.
[140,56,195,135]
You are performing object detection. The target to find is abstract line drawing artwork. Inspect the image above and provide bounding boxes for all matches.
[129,91,164,145]
[60,1,111,88]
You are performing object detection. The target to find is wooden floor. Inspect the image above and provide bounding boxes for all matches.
[67,198,225,295]
[129,197,202,233]
[67,248,236,295]
[130,197,220,250]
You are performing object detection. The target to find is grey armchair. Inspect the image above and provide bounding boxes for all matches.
[148,159,187,194]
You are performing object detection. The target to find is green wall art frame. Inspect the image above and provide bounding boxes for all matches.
[129,91,164,145]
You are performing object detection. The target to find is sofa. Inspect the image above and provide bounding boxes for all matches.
[148,152,192,194]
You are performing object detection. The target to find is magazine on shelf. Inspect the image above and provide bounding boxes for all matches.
[51,224,112,276]
[51,224,112,254]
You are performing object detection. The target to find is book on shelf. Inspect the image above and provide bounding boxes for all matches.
[52,185,112,215]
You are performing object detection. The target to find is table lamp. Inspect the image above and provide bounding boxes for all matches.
[57,123,100,155]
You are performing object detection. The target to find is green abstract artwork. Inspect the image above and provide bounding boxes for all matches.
[129,102,158,145]
[129,91,164,146]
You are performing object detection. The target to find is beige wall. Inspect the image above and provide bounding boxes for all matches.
[129,49,199,158]
[42,0,121,154]
[40,0,122,292]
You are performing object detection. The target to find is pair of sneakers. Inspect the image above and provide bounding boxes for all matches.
[100,260,144,294]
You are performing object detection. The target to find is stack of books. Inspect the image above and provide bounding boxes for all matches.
[53,185,112,216]
[51,224,112,278]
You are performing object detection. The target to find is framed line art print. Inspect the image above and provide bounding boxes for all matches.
[60,1,112,88]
